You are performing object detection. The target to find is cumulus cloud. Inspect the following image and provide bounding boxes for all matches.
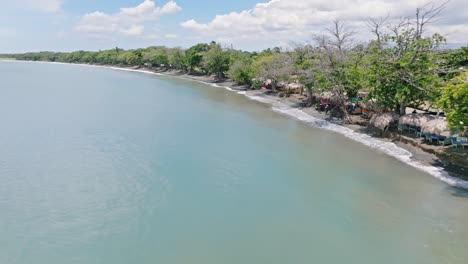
[181,0,468,47]
[15,0,63,12]
[75,0,181,37]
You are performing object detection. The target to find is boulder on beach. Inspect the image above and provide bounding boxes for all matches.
[262,79,273,89]
[286,83,303,94]
[276,81,287,91]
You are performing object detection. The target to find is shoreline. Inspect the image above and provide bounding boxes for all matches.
[2,59,467,189]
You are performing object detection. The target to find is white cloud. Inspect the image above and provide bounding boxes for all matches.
[159,1,182,14]
[121,25,145,36]
[75,0,181,37]
[164,34,178,38]
[14,0,63,12]
[181,0,468,48]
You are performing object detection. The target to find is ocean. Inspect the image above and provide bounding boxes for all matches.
[1,61,467,264]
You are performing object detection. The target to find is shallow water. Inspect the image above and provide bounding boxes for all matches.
[1,61,468,264]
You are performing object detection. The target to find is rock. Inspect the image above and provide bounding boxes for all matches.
[286,83,304,94]
[262,79,273,89]
[276,81,287,91]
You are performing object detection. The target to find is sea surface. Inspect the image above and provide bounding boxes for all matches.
[1,61,468,264]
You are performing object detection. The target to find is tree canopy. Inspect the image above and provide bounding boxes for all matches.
[438,71,468,130]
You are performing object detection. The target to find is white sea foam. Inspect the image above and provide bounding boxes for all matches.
[208,82,237,92]
[3,60,466,189]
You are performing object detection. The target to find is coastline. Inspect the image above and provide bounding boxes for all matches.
[2,59,467,189]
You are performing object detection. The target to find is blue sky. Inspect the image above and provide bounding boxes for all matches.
[1,0,466,53]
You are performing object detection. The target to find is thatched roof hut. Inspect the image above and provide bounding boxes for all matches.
[399,114,435,127]
[369,113,396,130]
[421,118,450,136]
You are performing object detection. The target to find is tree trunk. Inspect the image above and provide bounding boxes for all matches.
[304,88,313,107]
[329,103,353,124]
[271,80,277,93]
[399,102,407,116]
[341,104,353,124]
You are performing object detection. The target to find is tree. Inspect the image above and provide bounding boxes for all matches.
[81,52,97,63]
[142,46,168,67]
[312,20,359,122]
[366,3,447,115]
[167,48,186,70]
[228,59,254,85]
[291,43,317,106]
[202,44,230,80]
[436,46,468,80]
[152,50,169,66]
[255,53,294,91]
[438,71,468,130]
[125,50,143,65]
[185,43,209,73]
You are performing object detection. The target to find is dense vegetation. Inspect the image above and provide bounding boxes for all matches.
[1,5,467,130]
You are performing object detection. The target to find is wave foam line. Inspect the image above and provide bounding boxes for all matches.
[204,82,246,95]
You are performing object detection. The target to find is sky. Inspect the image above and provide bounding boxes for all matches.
[0,0,466,53]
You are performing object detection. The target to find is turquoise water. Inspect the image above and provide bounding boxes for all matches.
[1,61,468,264]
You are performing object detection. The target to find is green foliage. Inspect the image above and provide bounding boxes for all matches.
[141,46,169,66]
[340,47,367,98]
[438,71,468,130]
[227,59,254,85]
[437,46,468,80]
[251,79,262,89]
[124,50,143,65]
[153,53,168,66]
[366,32,444,114]
[167,48,186,70]
[202,44,230,79]
[185,43,209,72]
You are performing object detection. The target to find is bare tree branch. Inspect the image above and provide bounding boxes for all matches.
[367,15,389,47]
